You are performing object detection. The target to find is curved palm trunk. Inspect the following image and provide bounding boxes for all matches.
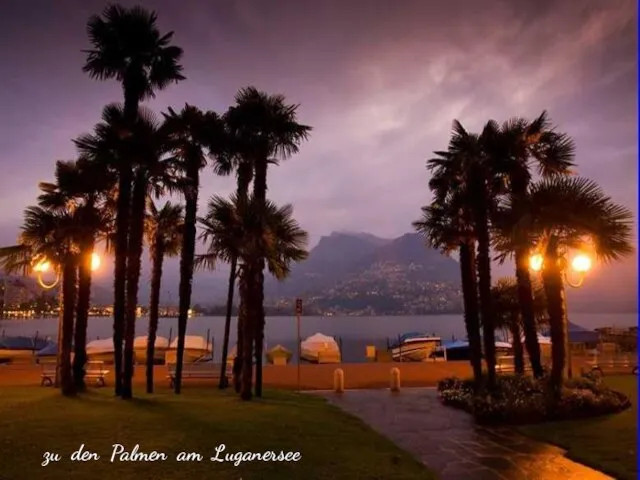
[73,238,95,390]
[233,295,247,393]
[112,166,132,396]
[475,210,497,388]
[541,236,566,396]
[509,315,525,374]
[174,164,200,394]
[122,171,148,399]
[219,256,236,389]
[146,243,164,394]
[458,240,483,386]
[60,261,78,396]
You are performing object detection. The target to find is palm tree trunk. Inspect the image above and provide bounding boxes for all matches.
[146,243,164,394]
[239,265,255,401]
[509,315,525,374]
[112,166,132,396]
[254,269,266,397]
[219,256,236,389]
[475,211,497,388]
[541,235,566,396]
[515,247,544,377]
[174,164,200,394]
[73,239,94,390]
[60,261,77,396]
[233,296,246,393]
[458,240,483,386]
[122,172,147,399]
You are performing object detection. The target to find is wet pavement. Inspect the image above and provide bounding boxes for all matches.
[315,389,612,480]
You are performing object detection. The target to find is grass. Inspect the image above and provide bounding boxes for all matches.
[519,376,637,480]
[0,386,433,480]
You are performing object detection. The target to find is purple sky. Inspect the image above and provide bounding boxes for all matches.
[0,0,637,292]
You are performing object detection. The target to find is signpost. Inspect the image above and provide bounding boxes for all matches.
[295,298,302,391]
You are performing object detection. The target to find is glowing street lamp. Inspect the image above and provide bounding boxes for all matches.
[90,252,101,272]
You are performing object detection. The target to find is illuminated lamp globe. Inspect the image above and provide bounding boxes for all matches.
[571,253,592,273]
[529,253,543,272]
[91,253,101,272]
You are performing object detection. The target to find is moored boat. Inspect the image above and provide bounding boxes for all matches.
[390,333,441,362]
[300,333,341,364]
[0,336,52,362]
[86,338,116,363]
[133,336,169,364]
[266,344,292,365]
[165,335,212,364]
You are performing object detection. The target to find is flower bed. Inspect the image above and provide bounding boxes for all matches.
[437,374,631,425]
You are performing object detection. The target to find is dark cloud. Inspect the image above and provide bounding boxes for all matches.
[0,0,636,268]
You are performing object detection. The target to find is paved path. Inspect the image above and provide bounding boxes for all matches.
[316,389,612,480]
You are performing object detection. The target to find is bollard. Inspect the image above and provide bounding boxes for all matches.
[333,368,345,393]
[390,367,401,392]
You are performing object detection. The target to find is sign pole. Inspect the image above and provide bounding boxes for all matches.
[295,298,302,392]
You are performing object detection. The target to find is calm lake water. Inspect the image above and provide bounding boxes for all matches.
[1,313,636,363]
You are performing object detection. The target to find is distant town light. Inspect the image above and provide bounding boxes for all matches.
[571,253,592,273]
[529,253,543,272]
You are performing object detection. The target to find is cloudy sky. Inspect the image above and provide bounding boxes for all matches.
[0,0,636,289]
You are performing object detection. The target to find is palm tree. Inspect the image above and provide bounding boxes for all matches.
[162,105,230,394]
[426,120,503,387]
[144,201,183,393]
[503,177,633,393]
[83,4,184,396]
[413,195,483,385]
[226,87,311,398]
[37,159,113,389]
[488,112,575,378]
[197,194,309,400]
[0,204,79,396]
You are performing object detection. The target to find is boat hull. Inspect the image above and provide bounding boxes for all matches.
[164,348,211,365]
[390,340,440,362]
[300,348,341,364]
[134,346,168,364]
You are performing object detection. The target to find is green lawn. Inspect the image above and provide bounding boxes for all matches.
[519,376,637,480]
[0,386,432,480]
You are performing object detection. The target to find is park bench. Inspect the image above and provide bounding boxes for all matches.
[167,358,232,388]
[40,360,109,387]
[496,355,533,374]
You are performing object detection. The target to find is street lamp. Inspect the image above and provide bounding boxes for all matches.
[529,247,592,378]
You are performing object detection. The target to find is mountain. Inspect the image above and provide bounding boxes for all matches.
[265,231,462,314]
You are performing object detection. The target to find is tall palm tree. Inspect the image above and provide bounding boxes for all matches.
[37,159,113,389]
[197,194,309,400]
[226,87,311,398]
[162,105,230,394]
[502,177,633,393]
[144,201,183,393]
[488,112,575,378]
[413,195,483,385]
[83,4,184,396]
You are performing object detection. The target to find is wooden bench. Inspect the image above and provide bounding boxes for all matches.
[40,361,109,387]
[496,355,533,374]
[167,360,232,388]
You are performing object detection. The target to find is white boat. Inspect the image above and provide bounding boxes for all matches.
[134,336,169,364]
[390,333,441,362]
[165,335,212,364]
[300,333,341,364]
[86,338,116,363]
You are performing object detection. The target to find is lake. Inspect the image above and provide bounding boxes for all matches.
[0,313,636,363]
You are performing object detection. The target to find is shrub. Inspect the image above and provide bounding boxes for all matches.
[437,374,631,425]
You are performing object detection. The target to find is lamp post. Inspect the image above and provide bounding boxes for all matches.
[529,241,592,379]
